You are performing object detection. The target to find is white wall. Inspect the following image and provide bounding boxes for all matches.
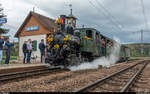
[19,34,46,60]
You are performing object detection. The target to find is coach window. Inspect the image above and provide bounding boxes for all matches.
[86,30,92,38]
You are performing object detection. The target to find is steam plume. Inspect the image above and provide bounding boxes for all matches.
[69,37,121,71]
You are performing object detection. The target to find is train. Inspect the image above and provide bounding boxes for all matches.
[119,45,130,62]
[45,26,130,68]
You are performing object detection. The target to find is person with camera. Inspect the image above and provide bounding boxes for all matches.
[0,34,4,64]
[4,38,14,64]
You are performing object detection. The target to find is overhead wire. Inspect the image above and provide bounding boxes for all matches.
[95,0,123,32]
[87,0,122,32]
[86,0,105,28]
[140,0,148,31]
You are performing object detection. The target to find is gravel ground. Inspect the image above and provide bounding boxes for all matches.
[0,60,143,92]
[90,63,144,92]
[130,62,150,92]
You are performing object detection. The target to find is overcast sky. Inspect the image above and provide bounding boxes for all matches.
[1,0,150,44]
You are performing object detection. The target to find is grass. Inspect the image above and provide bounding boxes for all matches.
[2,56,17,60]
[129,57,150,60]
[1,56,18,64]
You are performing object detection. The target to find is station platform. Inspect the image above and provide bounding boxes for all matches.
[0,64,48,74]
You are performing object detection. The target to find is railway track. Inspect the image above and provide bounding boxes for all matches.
[0,66,66,82]
[73,60,149,92]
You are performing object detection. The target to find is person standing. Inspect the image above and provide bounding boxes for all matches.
[39,39,46,63]
[106,41,112,56]
[0,34,4,64]
[22,41,27,64]
[101,38,106,56]
[4,38,14,64]
[26,39,32,64]
[96,34,102,56]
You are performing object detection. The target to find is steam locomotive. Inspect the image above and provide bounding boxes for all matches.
[45,15,130,68]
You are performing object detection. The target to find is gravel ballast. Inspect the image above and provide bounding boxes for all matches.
[0,60,144,92]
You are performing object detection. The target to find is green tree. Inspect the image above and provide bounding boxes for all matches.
[0,4,8,34]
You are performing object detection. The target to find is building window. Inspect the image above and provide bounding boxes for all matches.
[32,40,37,51]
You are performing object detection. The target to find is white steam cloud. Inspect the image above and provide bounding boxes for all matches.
[69,37,121,71]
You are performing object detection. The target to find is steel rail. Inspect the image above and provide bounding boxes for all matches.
[73,61,146,92]
[0,67,61,82]
[120,62,148,92]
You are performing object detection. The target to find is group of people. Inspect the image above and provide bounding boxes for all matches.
[101,38,113,56]
[0,34,14,65]
[22,39,46,64]
[22,39,32,64]
[96,33,113,56]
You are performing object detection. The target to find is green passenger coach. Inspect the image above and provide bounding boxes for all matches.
[74,28,130,62]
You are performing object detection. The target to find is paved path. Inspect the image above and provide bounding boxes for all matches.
[0,64,47,70]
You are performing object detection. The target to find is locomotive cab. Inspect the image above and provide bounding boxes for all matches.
[78,28,101,61]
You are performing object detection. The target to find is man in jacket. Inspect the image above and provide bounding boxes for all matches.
[22,41,27,64]
[39,39,46,63]
[4,38,14,64]
[0,34,4,64]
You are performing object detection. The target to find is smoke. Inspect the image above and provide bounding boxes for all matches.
[69,37,121,71]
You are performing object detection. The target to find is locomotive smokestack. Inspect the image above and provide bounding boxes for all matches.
[82,25,85,28]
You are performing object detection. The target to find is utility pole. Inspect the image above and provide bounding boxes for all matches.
[140,0,148,56]
[132,29,145,56]
[33,7,35,12]
[82,25,85,28]
[140,29,144,55]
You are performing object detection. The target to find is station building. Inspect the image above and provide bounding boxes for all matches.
[15,11,57,61]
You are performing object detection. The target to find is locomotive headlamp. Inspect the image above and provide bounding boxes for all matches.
[54,44,60,48]
[63,44,67,49]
